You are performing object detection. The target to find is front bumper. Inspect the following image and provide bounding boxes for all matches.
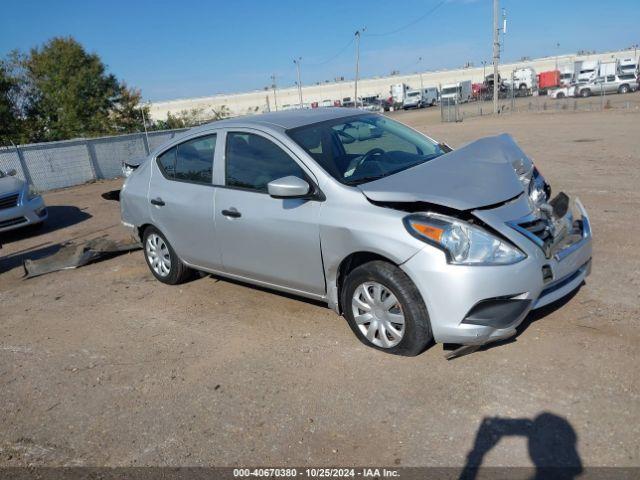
[0,193,47,233]
[401,198,592,345]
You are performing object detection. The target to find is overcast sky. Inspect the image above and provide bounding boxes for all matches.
[1,0,638,101]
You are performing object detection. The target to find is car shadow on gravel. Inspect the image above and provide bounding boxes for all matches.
[0,206,91,244]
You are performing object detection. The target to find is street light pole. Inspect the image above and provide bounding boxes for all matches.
[354,28,365,108]
[271,74,278,112]
[492,0,500,114]
[555,42,560,70]
[418,56,424,91]
[294,57,303,108]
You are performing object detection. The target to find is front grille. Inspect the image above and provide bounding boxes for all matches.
[0,193,20,210]
[518,218,552,244]
[0,216,27,229]
[507,215,554,257]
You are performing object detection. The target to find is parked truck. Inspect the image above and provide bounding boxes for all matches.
[440,80,472,104]
[559,63,577,86]
[578,60,599,82]
[537,70,561,95]
[391,83,409,105]
[510,67,537,95]
[619,57,639,75]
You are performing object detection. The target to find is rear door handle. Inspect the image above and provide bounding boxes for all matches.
[150,198,165,206]
[221,208,241,218]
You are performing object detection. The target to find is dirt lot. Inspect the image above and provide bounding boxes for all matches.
[1,106,639,469]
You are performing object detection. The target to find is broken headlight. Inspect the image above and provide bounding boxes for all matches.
[404,213,526,265]
[528,168,549,210]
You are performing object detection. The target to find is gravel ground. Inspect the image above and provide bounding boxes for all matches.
[0,106,638,469]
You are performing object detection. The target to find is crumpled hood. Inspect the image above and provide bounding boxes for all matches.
[0,175,25,196]
[358,133,530,211]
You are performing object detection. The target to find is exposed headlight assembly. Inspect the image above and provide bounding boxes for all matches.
[528,168,549,210]
[404,213,526,265]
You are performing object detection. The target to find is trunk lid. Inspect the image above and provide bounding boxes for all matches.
[358,133,528,211]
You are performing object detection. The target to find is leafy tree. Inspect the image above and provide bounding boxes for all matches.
[22,37,120,141]
[110,83,149,134]
[152,105,230,131]
[0,62,21,144]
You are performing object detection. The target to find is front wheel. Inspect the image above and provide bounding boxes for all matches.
[342,261,433,356]
[581,88,591,98]
[143,226,193,285]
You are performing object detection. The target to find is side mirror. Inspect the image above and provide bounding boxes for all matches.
[6,168,17,176]
[267,176,310,198]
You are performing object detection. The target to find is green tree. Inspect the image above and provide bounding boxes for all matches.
[152,105,231,131]
[22,37,119,141]
[110,83,149,134]
[0,63,19,144]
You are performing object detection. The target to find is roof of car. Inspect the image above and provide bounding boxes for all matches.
[189,107,367,133]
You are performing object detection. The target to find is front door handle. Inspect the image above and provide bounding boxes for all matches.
[150,198,165,206]
[221,208,241,218]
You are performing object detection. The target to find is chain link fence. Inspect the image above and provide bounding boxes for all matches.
[0,128,188,192]
[441,89,640,122]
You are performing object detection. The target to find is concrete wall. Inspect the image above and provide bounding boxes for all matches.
[148,49,636,121]
[0,129,188,192]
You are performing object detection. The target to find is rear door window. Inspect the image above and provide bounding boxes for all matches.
[156,134,216,184]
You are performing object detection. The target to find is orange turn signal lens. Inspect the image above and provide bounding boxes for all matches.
[410,221,444,242]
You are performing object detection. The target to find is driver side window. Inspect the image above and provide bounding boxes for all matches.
[225,132,306,193]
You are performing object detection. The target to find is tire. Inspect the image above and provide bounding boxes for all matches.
[556,92,565,99]
[581,88,591,98]
[618,84,630,94]
[142,226,193,285]
[341,260,433,356]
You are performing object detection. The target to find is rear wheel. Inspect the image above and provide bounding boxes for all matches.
[618,84,630,94]
[556,92,565,99]
[142,226,193,285]
[581,88,591,98]
[341,261,432,356]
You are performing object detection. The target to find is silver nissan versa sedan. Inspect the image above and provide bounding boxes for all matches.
[120,108,592,356]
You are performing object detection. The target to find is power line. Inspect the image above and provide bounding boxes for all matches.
[305,37,355,67]
[365,0,447,37]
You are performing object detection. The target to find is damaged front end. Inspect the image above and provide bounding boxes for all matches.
[362,134,592,354]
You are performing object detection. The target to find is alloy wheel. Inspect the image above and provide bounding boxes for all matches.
[351,281,405,348]
[146,233,172,277]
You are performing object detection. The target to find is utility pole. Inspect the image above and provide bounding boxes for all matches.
[418,56,424,91]
[555,42,560,70]
[354,28,365,108]
[140,103,150,150]
[294,57,303,108]
[271,74,278,112]
[492,0,500,114]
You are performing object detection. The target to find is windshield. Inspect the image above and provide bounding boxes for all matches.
[407,91,421,97]
[441,87,458,95]
[287,114,445,186]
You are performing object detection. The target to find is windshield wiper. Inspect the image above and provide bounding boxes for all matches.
[344,174,387,186]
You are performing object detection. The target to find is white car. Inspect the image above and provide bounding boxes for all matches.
[548,86,577,99]
[0,169,47,233]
